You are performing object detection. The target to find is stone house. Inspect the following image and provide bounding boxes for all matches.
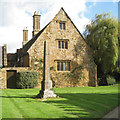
[0,8,97,89]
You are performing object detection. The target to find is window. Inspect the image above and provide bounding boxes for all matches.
[63,23,65,30]
[58,41,61,48]
[65,41,68,49]
[57,61,70,71]
[59,22,65,30]
[61,62,63,71]
[62,41,64,49]
[57,62,60,71]
[59,23,62,29]
[63,62,66,71]
[67,62,70,71]
[58,40,68,49]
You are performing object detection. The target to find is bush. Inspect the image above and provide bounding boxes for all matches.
[16,71,38,89]
[98,77,107,86]
[106,75,116,85]
[97,74,108,86]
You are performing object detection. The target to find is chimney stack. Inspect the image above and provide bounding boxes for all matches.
[22,27,28,47]
[2,44,7,67]
[32,11,40,37]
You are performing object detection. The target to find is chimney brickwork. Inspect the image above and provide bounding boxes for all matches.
[2,44,7,67]
[32,11,40,37]
[22,27,28,47]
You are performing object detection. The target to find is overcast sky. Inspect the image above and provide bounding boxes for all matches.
[0,0,118,53]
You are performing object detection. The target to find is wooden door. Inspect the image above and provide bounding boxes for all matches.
[7,70,17,88]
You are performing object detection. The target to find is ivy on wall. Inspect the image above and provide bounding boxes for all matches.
[16,71,38,89]
[30,57,44,71]
[49,64,85,87]
[29,55,87,87]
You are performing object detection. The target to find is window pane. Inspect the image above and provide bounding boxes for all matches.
[63,62,66,71]
[63,23,65,30]
[57,62,60,71]
[62,41,64,49]
[58,41,61,48]
[65,41,68,49]
[59,23,62,29]
[67,62,70,71]
[57,61,70,71]
[61,62,63,71]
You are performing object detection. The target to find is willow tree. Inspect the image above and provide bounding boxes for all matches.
[117,21,120,73]
[84,13,118,76]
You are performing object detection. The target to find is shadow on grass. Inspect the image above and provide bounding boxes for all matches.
[0,94,36,98]
[1,92,119,119]
[2,118,103,120]
[44,93,118,119]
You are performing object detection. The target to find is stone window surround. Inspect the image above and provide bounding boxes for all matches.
[54,60,71,72]
[55,39,69,50]
[56,20,66,30]
[59,22,65,30]
[58,40,68,49]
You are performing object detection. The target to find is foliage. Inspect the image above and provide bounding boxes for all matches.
[38,66,43,70]
[106,75,116,85]
[67,65,84,79]
[2,86,119,118]
[71,65,84,73]
[39,58,44,63]
[16,71,38,89]
[84,13,118,75]
[117,21,120,73]
[97,77,107,86]
[50,66,56,71]
[30,57,43,71]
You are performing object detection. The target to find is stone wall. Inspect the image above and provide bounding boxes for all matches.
[7,53,16,67]
[28,8,97,88]
[1,67,29,89]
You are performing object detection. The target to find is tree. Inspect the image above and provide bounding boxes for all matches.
[115,21,120,82]
[83,13,118,78]
[117,21,120,73]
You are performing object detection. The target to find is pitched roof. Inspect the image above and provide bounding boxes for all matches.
[23,23,50,51]
[60,8,94,54]
[60,8,86,42]
[22,7,86,52]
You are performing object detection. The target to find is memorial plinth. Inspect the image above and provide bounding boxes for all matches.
[37,41,56,98]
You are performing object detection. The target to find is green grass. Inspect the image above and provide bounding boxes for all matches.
[1,84,119,119]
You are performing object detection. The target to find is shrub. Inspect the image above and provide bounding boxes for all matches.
[106,75,116,85]
[98,77,106,86]
[50,66,56,71]
[98,75,108,86]
[16,71,38,89]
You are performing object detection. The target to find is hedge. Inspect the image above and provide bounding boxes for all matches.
[16,71,38,89]
[106,75,116,85]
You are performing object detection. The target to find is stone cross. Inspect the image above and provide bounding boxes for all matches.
[37,41,56,98]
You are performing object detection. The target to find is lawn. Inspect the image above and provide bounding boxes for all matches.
[1,84,119,119]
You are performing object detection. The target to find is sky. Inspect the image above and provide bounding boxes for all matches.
[0,0,119,53]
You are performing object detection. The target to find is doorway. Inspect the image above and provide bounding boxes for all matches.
[7,70,17,88]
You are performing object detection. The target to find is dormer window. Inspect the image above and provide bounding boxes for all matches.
[59,22,65,30]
